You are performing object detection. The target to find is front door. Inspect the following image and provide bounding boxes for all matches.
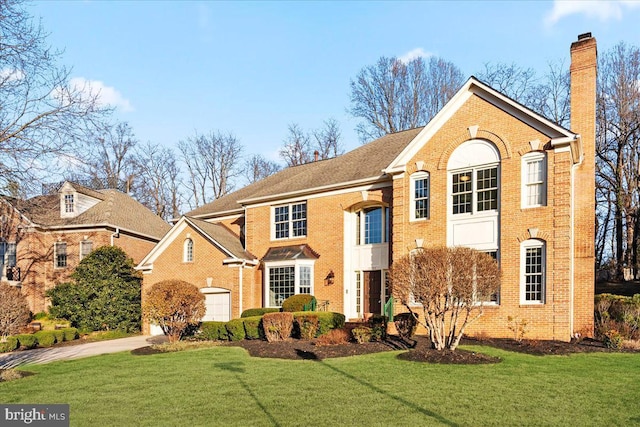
[363,270,382,315]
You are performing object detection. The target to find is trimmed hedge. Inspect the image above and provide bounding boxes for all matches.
[61,327,79,342]
[313,312,346,336]
[242,316,263,340]
[293,313,319,340]
[0,337,19,353]
[282,294,316,312]
[262,312,294,342]
[199,322,229,341]
[34,331,56,348]
[240,308,280,318]
[52,330,65,343]
[15,334,38,349]
[225,319,246,341]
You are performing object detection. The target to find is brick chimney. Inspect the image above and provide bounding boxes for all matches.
[570,32,597,336]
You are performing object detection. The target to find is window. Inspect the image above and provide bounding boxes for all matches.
[266,262,314,307]
[355,271,362,315]
[80,241,93,261]
[481,250,499,304]
[356,207,389,245]
[0,242,16,267]
[521,240,545,304]
[452,166,498,215]
[64,194,74,213]
[522,153,547,207]
[273,202,307,239]
[411,172,430,220]
[183,238,194,262]
[55,242,67,268]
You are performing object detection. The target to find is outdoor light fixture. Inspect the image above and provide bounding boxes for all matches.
[326,270,335,285]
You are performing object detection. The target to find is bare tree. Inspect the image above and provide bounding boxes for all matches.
[80,121,138,190]
[244,154,281,184]
[0,0,111,195]
[389,247,500,351]
[0,282,31,339]
[313,118,344,160]
[595,42,640,279]
[179,130,243,209]
[279,123,312,166]
[349,56,463,141]
[132,141,182,221]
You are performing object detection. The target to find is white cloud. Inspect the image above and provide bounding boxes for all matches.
[398,48,432,64]
[59,77,134,112]
[0,68,25,82]
[545,0,640,26]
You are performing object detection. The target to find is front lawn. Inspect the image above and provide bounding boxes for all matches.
[1,345,639,426]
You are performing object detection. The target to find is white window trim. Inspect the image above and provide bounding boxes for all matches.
[356,206,389,245]
[54,242,67,269]
[264,260,315,307]
[410,171,430,221]
[64,193,75,213]
[183,238,194,262]
[520,239,546,305]
[521,152,547,209]
[271,201,307,241]
[449,163,500,217]
[79,240,93,261]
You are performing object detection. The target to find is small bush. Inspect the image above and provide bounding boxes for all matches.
[316,312,346,336]
[351,326,372,344]
[294,314,319,340]
[52,330,65,343]
[15,334,37,349]
[240,308,280,318]
[199,322,229,341]
[0,368,23,382]
[604,329,624,349]
[61,328,79,341]
[0,337,19,353]
[34,331,56,348]
[225,319,246,342]
[394,312,418,340]
[369,315,387,341]
[282,294,316,312]
[315,328,351,346]
[33,312,48,320]
[262,312,294,342]
[242,317,263,340]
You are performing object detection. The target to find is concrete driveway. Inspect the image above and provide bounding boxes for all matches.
[0,335,161,369]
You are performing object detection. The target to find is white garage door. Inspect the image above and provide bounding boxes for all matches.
[202,289,231,322]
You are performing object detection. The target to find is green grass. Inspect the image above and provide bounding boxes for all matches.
[1,345,639,426]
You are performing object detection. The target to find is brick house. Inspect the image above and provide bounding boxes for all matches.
[138,34,596,341]
[0,181,171,313]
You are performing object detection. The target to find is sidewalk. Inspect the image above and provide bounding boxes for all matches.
[0,335,160,369]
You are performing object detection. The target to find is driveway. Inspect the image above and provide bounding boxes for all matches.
[0,335,161,369]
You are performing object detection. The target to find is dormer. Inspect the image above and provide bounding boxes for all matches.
[59,182,101,219]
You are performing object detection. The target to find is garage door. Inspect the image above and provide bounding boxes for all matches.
[202,289,231,322]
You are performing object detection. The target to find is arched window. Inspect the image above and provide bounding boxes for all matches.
[184,238,194,262]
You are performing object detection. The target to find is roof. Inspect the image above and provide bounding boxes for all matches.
[186,217,255,260]
[186,127,424,218]
[261,244,320,262]
[7,186,170,240]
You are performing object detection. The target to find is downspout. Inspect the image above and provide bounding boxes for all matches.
[110,228,120,246]
[570,163,577,339]
[238,260,246,316]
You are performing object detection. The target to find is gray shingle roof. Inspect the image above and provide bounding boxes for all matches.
[186,217,255,260]
[187,127,423,218]
[10,188,170,240]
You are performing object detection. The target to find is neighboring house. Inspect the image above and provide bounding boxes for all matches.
[138,34,596,341]
[0,181,171,313]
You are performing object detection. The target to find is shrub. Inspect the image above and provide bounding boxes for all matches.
[47,246,142,332]
[33,312,48,320]
[15,334,37,349]
[0,336,19,353]
[315,328,351,346]
[0,282,31,339]
[352,326,372,344]
[61,327,79,341]
[262,312,294,342]
[394,312,418,340]
[242,316,263,340]
[225,319,246,342]
[294,314,319,340]
[143,280,205,343]
[52,330,65,343]
[604,329,624,349]
[316,312,346,336]
[199,322,228,341]
[369,315,387,341]
[0,368,23,382]
[282,294,316,312]
[240,308,280,318]
[34,330,56,347]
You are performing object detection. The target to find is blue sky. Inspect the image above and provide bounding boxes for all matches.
[30,1,640,162]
